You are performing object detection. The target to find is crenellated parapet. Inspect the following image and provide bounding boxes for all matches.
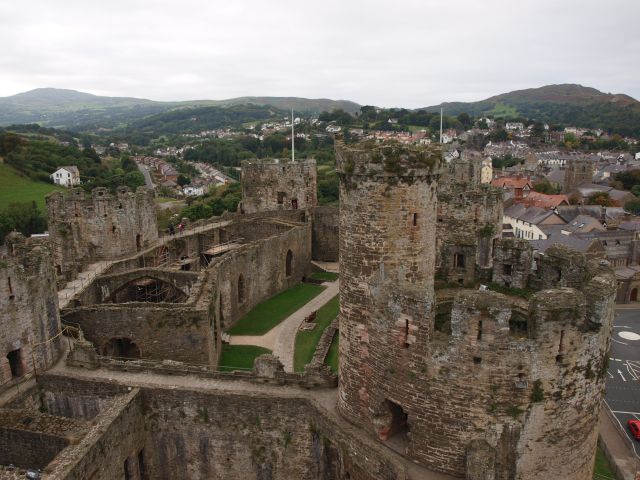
[240,158,317,214]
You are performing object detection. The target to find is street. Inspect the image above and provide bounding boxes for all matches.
[605,306,640,458]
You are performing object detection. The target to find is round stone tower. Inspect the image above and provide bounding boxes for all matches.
[335,139,616,480]
[335,139,442,439]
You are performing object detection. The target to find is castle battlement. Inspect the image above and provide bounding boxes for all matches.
[335,139,442,178]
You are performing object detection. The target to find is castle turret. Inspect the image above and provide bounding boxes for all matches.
[335,139,442,440]
[336,139,615,480]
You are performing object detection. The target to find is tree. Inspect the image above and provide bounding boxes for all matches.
[0,202,47,242]
[489,128,508,142]
[177,174,191,187]
[532,179,560,194]
[625,198,640,215]
[457,112,472,129]
[586,192,617,207]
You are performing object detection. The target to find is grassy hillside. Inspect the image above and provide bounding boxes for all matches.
[0,88,361,130]
[0,162,63,210]
[423,84,640,136]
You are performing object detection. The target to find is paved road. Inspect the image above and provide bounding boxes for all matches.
[136,162,155,189]
[605,306,640,459]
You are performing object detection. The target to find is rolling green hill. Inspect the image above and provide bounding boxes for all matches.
[0,88,361,130]
[423,84,640,136]
[0,162,63,210]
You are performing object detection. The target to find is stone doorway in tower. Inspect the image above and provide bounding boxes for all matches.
[7,349,24,379]
[377,399,410,448]
[102,338,141,360]
[631,288,638,302]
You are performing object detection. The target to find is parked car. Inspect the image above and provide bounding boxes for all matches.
[627,419,640,440]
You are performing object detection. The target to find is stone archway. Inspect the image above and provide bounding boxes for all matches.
[102,338,141,359]
[108,276,187,303]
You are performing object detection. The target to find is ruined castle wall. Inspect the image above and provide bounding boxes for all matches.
[46,186,158,283]
[213,223,312,329]
[139,388,318,480]
[436,185,503,284]
[312,206,339,262]
[74,268,200,306]
[0,234,62,390]
[47,389,146,480]
[491,239,534,289]
[241,159,317,214]
[62,304,215,364]
[0,428,69,470]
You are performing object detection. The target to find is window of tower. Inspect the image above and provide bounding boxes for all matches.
[454,253,466,269]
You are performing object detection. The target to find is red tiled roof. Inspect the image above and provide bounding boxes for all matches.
[516,191,569,209]
[491,177,532,189]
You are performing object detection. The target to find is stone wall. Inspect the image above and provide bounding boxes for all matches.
[0,428,69,470]
[27,374,407,480]
[46,186,158,284]
[74,268,201,306]
[0,233,62,390]
[209,220,312,330]
[241,159,317,214]
[62,304,215,364]
[47,389,146,480]
[312,206,339,262]
[437,151,503,284]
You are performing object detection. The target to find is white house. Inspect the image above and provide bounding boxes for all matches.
[503,204,565,241]
[183,185,205,197]
[505,122,525,131]
[50,166,80,186]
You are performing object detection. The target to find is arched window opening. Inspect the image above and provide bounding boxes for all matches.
[286,250,293,277]
[238,274,245,304]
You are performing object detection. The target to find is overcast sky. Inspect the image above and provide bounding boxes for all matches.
[0,0,638,108]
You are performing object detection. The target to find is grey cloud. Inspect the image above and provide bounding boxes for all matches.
[0,0,638,107]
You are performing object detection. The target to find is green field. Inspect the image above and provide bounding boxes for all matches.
[487,102,520,118]
[309,271,339,282]
[293,295,339,372]
[0,163,64,211]
[325,334,339,373]
[227,283,326,336]
[218,344,271,371]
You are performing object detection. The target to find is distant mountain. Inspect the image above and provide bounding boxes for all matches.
[0,88,360,129]
[205,96,361,115]
[423,84,640,136]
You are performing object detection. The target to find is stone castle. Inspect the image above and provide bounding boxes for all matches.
[0,139,615,480]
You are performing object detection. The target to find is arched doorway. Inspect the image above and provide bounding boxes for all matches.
[102,338,141,359]
[631,288,638,302]
[286,250,293,277]
[238,274,245,304]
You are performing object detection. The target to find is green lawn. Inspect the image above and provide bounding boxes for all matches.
[218,344,271,371]
[325,334,339,373]
[293,295,339,372]
[227,283,326,335]
[0,163,64,211]
[593,446,615,479]
[309,271,339,282]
